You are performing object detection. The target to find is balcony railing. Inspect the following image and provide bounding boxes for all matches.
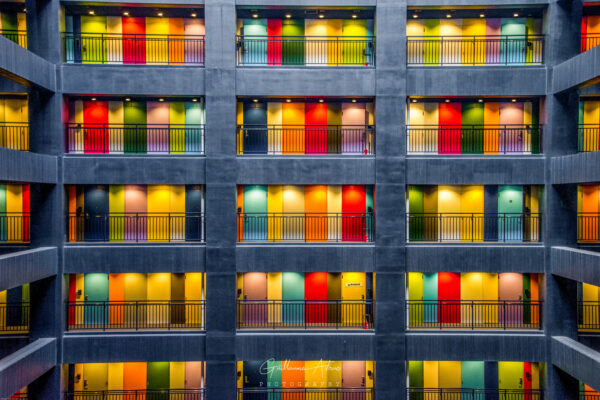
[407,300,542,330]
[581,391,600,400]
[407,388,544,400]
[407,125,542,154]
[236,36,375,66]
[67,213,205,243]
[578,125,600,152]
[577,213,600,243]
[237,125,375,155]
[237,300,374,329]
[0,123,29,152]
[407,213,541,243]
[237,212,374,242]
[0,303,29,334]
[66,300,204,331]
[0,213,30,243]
[65,123,205,154]
[4,394,27,400]
[581,33,600,53]
[0,29,27,48]
[407,35,544,66]
[578,301,600,332]
[63,33,205,65]
[237,388,374,400]
[64,389,205,400]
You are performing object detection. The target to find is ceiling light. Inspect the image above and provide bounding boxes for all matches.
[125,98,131,102]
[286,99,292,103]
[318,99,324,103]
[478,99,483,103]
[513,13,519,17]
[157,12,163,17]
[158,98,164,102]
[480,13,485,18]
[91,97,96,101]
[446,14,452,18]
[285,14,292,19]
[192,98,198,102]
[253,99,259,103]
[252,13,259,18]
[123,11,129,16]
[191,13,197,18]
[352,14,358,19]
[88,10,95,15]
[413,14,419,19]
[23,8,26,12]
[512,98,517,102]
[411,99,417,103]
[352,99,357,103]
[445,99,450,103]
[318,14,325,19]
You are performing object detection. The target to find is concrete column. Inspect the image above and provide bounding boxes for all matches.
[25,0,62,63]
[204,0,237,399]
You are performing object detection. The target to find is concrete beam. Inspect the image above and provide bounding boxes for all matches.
[237,157,375,184]
[0,338,56,399]
[552,246,600,286]
[552,336,600,393]
[553,45,600,93]
[0,248,58,292]
[407,157,545,185]
[0,37,56,91]
[0,148,57,183]
[63,156,206,184]
[64,245,206,273]
[407,0,548,4]
[60,65,205,95]
[552,151,600,184]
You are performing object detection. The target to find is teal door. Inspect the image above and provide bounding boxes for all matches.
[243,19,267,65]
[83,273,108,326]
[423,273,438,323]
[498,186,523,242]
[282,272,304,323]
[461,361,484,400]
[501,19,526,65]
[243,186,268,241]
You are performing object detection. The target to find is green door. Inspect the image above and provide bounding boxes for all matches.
[124,102,147,153]
[147,362,170,400]
[462,103,484,154]
[461,361,484,399]
[282,20,305,65]
[282,272,304,323]
[83,273,108,326]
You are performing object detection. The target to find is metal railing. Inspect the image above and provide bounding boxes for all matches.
[3,394,27,400]
[407,35,544,66]
[577,213,600,243]
[581,33,600,53]
[0,29,27,48]
[407,388,544,400]
[237,300,374,329]
[65,123,205,154]
[237,212,374,242]
[407,213,541,243]
[236,36,375,66]
[0,123,29,152]
[578,125,600,152]
[67,213,205,243]
[66,301,205,331]
[64,389,205,400]
[578,301,600,332]
[237,388,374,400]
[0,213,30,243]
[0,303,29,334]
[237,125,375,155]
[407,300,542,330]
[581,391,600,400]
[407,125,542,154]
[63,33,205,65]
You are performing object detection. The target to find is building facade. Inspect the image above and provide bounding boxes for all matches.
[0,0,599,399]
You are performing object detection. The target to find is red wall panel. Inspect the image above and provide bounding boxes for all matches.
[342,185,366,241]
[122,17,146,64]
[305,103,328,154]
[305,272,328,323]
[438,272,460,323]
[267,19,282,65]
[83,101,109,153]
[438,102,461,154]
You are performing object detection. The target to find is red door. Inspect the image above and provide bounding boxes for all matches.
[305,103,328,154]
[342,186,366,242]
[438,272,460,324]
[305,272,328,324]
[83,101,108,153]
[439,102,461,154]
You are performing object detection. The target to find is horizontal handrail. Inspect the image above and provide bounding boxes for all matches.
[407,388,544,400]
[0,213,31,243]
[0,122,29,152]
[577,213,600,243]
[407,213,542,243]
[67,212,205,243]
[0,303,29,334]
[581,33,600,53]
[237,388,374,400]
[236,35,375,66]
[62,32,205,65]
[237,124,375,155]
[66,300,205,331]
[237,300,374,330]
[581,391,600,400]
[407,124,542,154]
[407,35,544,66]
[0,29,27,48]
[578,300,600,331]
[65,123,205,154]
[237,212,374,243]
[407,300,542,330]
[578,124,600,152]
[64,389,205,400]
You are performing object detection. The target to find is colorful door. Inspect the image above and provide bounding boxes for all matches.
[243,102,268,154]
[147,362,170,400]
[342,361,365,400]
[438,272,460,324]
[243,273,268,325]
[84,273,108,326]
[498,186,523,242]
[282,272,304,324]
[342,186,366,241]
[499,273,523,326]
[305,272,327,324]
[244,186,268,241]
[243,19,267,65]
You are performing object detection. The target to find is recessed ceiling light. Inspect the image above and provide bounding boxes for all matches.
[125,98,131,102]
[285,14,292,19]
[512,98,517,102]
[318,14,325,19]
[411,99,417,103]
[413,14,419,19]
[480,13,485,18]
[91,97,96,101]
[445,99,450,103]
[253,99,259,103]
[191,13,197,18]
[318,99,324,103]
[252,13,259,18]
[513,13,519,17]
[286,99,292,103]
[446,14,452,18]
[352,99,357,103]
[157,12,163,17]
[192,98,198,102]
[88,10,95,15]
[478,99,483,103]
[158,98,164,102]
[123,11,129,16]
[352,14,358,19]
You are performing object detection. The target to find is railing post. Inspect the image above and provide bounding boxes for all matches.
[471,301,474,330]
[135,301,139,331]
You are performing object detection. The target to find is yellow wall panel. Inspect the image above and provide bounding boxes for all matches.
[108,363,123,391]
[83,363,108,391]
[327,185,342,241]
[185,273,204,300]
[170,362,186,389]
[124,273,147,301]
[460,185,484,241]
[267,272,282,324]
[305,361,328,388]
[439,361,461,388]
[326,20,343,66]
[327,361,342,388]
[423,361,439,389]
[267,102,283,154]
[268,185,283,241]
